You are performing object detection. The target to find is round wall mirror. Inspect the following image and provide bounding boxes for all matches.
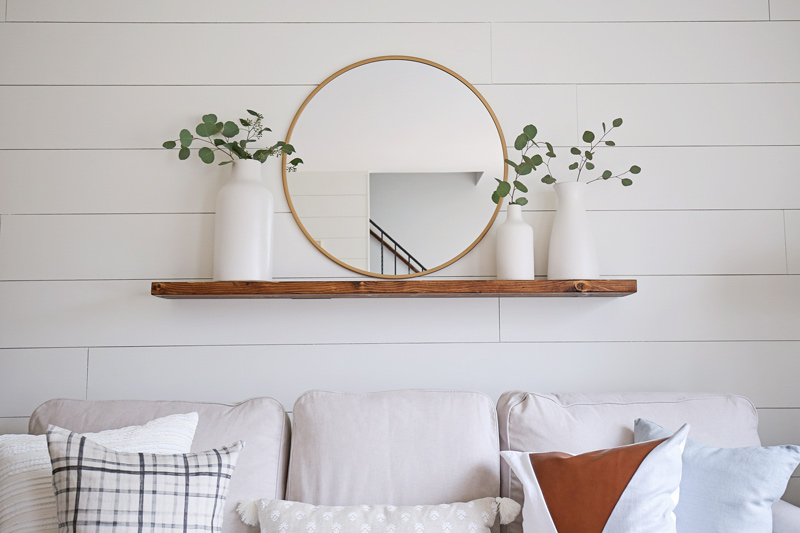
[283,56,507,278]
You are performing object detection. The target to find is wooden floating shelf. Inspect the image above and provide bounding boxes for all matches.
[151,279,637,299]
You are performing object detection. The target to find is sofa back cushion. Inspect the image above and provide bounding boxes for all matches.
[286,390,500,506]
[496,391,760,533]
[29,397,290,533]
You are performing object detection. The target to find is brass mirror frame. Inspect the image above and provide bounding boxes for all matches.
[283,55,508,279]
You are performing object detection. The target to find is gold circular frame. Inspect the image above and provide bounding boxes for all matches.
[283,55,508,279]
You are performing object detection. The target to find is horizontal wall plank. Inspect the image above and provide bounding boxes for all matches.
[500,275,800,342]
[87,340,800,410]
[0,210,785,280]
[4,147,800,215]
[0,348,87,416]
[493,22,800,84]
[6,0,769,23]
[0,418,29,435]
[514,146,800,211]
[0,86,309,150]
[0,214,214,280]
[0,281,501,348]
[577,83,800,146]
[0,23,491,85]
[758,409,800,446]
[786,211,800,274]
[771,0,800,20]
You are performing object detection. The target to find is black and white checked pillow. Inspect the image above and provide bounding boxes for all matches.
[46,425,243,533]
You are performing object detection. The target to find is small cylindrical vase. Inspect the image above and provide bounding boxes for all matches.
[547,181,599,280]
[496,203,535,280]
[213,159,274,281]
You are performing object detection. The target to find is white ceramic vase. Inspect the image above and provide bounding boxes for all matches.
[213,159,274,281]
[547,181,599,280]
[496,203,535,280]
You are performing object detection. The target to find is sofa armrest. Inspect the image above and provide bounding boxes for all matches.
[773,500,800,532]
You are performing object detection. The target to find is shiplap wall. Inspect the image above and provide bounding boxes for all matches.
[1,0,800,503]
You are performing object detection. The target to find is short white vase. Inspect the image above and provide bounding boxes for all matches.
[496,203,535,280]
[547,181,599,280]
[213,159,274,281]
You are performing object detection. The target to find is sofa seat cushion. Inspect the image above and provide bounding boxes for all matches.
[496,392,760,533]
[286,390,500,506]
[29,397,290,533]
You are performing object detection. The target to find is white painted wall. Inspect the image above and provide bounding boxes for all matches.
[1,0,800,503]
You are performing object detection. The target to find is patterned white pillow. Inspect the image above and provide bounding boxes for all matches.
[0,412,198,533]
[46,425,242,533]
[238,497,521,533]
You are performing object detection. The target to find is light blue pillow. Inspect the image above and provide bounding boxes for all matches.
[634,418,800,533]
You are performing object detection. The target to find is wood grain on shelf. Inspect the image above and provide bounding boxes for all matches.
[151,279,637,299]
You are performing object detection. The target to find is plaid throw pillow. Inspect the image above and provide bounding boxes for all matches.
[46,425,243,533]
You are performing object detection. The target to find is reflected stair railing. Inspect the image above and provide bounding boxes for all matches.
[369,219,427,275]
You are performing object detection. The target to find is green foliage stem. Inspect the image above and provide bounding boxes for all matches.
[163,109,303,171]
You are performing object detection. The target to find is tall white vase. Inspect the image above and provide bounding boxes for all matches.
[496,203,535,280]
[213,159,274,281]
[547,181,599,280]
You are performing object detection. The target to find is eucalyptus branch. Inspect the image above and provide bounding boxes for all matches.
[163,109,303,171]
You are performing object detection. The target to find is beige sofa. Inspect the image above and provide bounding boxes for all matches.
[28,390,800,533]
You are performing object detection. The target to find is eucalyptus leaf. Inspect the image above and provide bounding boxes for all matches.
[283,143,297,154]
[219,160,233,165]
[504,159,519,170]
[523,124,537,140]
[195,123,213,137]
[518,162,532,175]
[514,133,528,151]
[546,142,553,152]
[613,118,623,127]
[491,191,500,204]
[178,147,190,160]
[514,180,528,193]
[198,147,214,164]
[582,130,595,143]
[585,151,593,160]
[570,147,581,155]
[179,129,193,147]
[630,165,641,174]
[214,138,225,146]
[497,181,512,196]
[586,162,595,170]
[247,109,260,117]
[541,175,556,184]
[162,140,176,149]
[515,197,529,206]
[222,121,239,138]
[602,122,606,132]
[621,178,633,186]
[202,114,217,125]
[569,162,579,170]
[289,157,304,166]
[602,170,612,179]
[604,140,616,146]
[531,154,543,166]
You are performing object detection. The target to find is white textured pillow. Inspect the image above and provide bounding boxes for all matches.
[238,497,520,533]
[0,412,198,533]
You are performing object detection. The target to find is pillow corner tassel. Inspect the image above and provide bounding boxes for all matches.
[237,499,261,527]
[495,497,522,525]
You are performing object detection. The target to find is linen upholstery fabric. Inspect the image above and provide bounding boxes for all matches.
[46,425,242,533]
[246,498,506,533]
[500,424,688,533]
[30,397,290,533]
[496,392,761,533]
[634,418,800,533]
[0,412,198,533]
[286,390,500,506]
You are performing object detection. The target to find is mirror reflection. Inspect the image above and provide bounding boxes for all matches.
[284,57,506,278]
